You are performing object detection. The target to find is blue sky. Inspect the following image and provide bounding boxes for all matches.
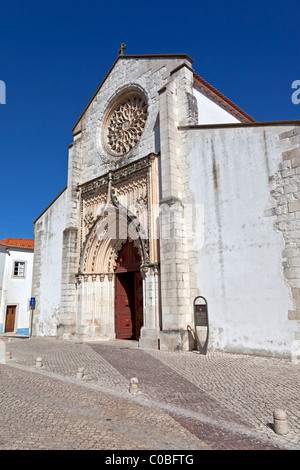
[0,0,299,241]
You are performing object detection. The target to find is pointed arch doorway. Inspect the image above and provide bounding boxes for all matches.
[115,241,143,340]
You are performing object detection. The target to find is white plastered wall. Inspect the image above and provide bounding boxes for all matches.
[0,247,33,335]
[33,190,67,336]
[186,126,296,357]
[0,248,5,331]
[194,87,241,125]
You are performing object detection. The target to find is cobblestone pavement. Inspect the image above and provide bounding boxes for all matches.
[0,365,206,450]
[0,336,299,450]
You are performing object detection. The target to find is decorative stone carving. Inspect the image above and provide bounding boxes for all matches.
[78,154,160,277]
[105,93,147,156]
[84,211,95,229]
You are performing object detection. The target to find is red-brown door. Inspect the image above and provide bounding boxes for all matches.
[115,241,143,340]
[115,273,135,339]
[5,306,16,333]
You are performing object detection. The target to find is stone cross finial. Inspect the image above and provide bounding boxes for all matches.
[119,43,126,55]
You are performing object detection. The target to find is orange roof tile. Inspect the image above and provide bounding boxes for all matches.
[193,72,255,123]
[0,238,34,249]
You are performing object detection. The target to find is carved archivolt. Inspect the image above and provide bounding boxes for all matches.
[81,208,148,274]
[104,91,147,157]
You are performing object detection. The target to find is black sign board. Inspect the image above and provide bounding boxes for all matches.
[193,296,209,355]
[194,304,208,327]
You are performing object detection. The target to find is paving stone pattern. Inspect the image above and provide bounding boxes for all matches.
[0,365,205,450]
[90,343,299,450]
[1,337,300,450]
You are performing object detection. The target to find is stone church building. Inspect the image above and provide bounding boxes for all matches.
[32,51,300,358]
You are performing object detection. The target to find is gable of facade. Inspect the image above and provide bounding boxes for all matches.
[0,238,34,335]
[32,52,300,359]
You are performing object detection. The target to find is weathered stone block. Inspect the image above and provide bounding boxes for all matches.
[292,155,300,168]
[288,201,300,212]
[282,146,300,160]
[288,310,300,320]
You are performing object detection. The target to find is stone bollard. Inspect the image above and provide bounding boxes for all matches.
[129,377,139,395]
[35,357,43,369]
[5,351,12,360]
[273,409,289,435]
[76,367,84,380]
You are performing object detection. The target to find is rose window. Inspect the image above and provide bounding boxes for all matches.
[105,94,147,156]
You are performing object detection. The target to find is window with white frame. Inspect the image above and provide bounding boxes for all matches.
[13,261,26,277]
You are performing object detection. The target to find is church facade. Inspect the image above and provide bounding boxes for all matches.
[32,52,300,358]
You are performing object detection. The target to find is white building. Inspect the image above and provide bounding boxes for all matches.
[32,52,300,358]
[0,238,34,336]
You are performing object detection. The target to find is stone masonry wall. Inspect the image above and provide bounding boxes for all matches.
[274,126,300,343]
[158,63,199,350]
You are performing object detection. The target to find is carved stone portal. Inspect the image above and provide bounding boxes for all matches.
[75,154,160,346]
[79,166,150,275]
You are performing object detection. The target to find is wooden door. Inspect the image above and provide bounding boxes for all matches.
[5,306,16,333]
[115,241,141,273]
[115,241,144,340]
[115,273,135,339]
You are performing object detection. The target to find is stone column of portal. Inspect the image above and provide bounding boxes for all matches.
[74,274,87,340]
[75,273,115,341]
[97,274,115,340]
[139,264,160,349]
[158,62,196,351]
[58,136,82,339]
[138,154,161,350]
